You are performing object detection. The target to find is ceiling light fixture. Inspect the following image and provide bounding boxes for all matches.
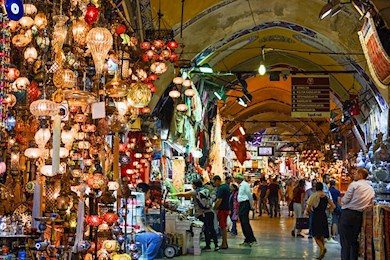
[239,126,246,136]
[237,97,248,107]
[319,0,343,20]
[198,64,214,74]
[258,48,266,76]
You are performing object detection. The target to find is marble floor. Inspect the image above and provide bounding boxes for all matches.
[176,207,342,260]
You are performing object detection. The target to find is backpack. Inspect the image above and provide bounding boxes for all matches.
[195,187,212,210]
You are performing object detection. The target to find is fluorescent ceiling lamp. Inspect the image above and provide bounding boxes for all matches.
[239,126,246,135]
[319,3,333,19]
[214,91,223,100]
[198,64,214,74]
[331,4,342,16]
[230,136,239,142]
[238,98,247,107]
[214,88,227,101]
[258,63,266,76]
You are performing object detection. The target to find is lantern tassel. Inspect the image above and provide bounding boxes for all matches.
[52,115,61,175]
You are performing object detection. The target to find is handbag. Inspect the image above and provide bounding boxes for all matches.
[296,217,309,229]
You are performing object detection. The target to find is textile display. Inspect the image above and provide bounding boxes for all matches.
[209,108,223,179]
[373,206,385,260]
[360,206,374,260]
[384,210,390,259]
[172,158,185,192]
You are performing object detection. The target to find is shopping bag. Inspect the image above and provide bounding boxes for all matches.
[296,217,309,229]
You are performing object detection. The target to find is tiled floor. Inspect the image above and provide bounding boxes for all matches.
[176,207,341,260]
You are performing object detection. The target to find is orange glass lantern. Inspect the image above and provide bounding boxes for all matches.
[86,215,102,227]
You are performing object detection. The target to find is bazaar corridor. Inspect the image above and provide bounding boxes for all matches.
[177,207,341,260]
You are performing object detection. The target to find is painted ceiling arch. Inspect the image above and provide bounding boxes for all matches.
[146,0,389,142]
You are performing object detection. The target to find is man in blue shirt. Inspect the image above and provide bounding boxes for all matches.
[329,180,341,241]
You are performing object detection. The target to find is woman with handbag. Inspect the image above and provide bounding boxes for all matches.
[305,182,335,259]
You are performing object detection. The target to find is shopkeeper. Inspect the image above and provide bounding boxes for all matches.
[133,183,163,260]
[169,179,220,252]
[339,168,375,260]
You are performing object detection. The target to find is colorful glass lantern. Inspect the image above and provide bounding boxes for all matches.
[184,88,196,97]
[30,99,59,117]
[87,173,108,190]
[176,102,188,112]
[35,128,51,148]
[72,19,90,45]
[127,82,152,108]
[103,212,119,225]
[84,5,100,24]
[86,215,102,227]
[34,13,48,30]
[168,89,180,99]
[24,148,43,159]
[86,27,113,75]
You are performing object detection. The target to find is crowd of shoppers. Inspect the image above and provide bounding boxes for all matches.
[170,167,374,259]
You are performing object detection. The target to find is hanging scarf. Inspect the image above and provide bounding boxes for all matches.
[72,199,85,253]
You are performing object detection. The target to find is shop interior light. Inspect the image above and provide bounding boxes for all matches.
[237,97,248,107]
[214,88,227,101]
[258,48,267,76]
[258,63,266,76]
[198,64,214,74]
[239,126,246,136]
[319,0,342,20]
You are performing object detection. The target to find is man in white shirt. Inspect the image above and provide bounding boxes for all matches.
[339,168,375,260]
[235,174,256,246]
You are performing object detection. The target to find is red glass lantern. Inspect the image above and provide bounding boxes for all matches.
[167,40,179,49]
[152,39,164,49]
[145,50,154,60]
[148,74,158,81]
[115,24,126,35]
[86,215,102,227]
[84,5,100,25]
[150,86,156,93]
[140,41,151,50]
[169,52,178,62]
[141,53,149,62]
[103,212,119,225]
[7,68,20,81]
[146,83,154,89]
[142,107,151,114]
[87,173,108,190]
[119,143,127,152]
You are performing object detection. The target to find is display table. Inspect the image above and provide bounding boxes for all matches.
[165,212,203,256]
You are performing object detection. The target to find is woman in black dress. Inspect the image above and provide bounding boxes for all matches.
[305,182,335,259]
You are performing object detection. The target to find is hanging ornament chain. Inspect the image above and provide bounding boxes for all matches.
[0,13,11,131]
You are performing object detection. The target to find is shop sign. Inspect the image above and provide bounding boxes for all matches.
[359,13,390,85]
[291,76,330,118]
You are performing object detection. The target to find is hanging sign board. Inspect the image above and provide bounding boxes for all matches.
[291,76,330,118]
[358,13,390,86]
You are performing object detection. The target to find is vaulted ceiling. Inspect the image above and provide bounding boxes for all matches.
[142,0,390,144]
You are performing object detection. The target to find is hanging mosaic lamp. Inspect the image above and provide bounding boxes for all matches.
[86,27,113,75]
[127,82,152,108]
[106,71,129,98]
[72,19,90,45]
[30,99,59,117]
